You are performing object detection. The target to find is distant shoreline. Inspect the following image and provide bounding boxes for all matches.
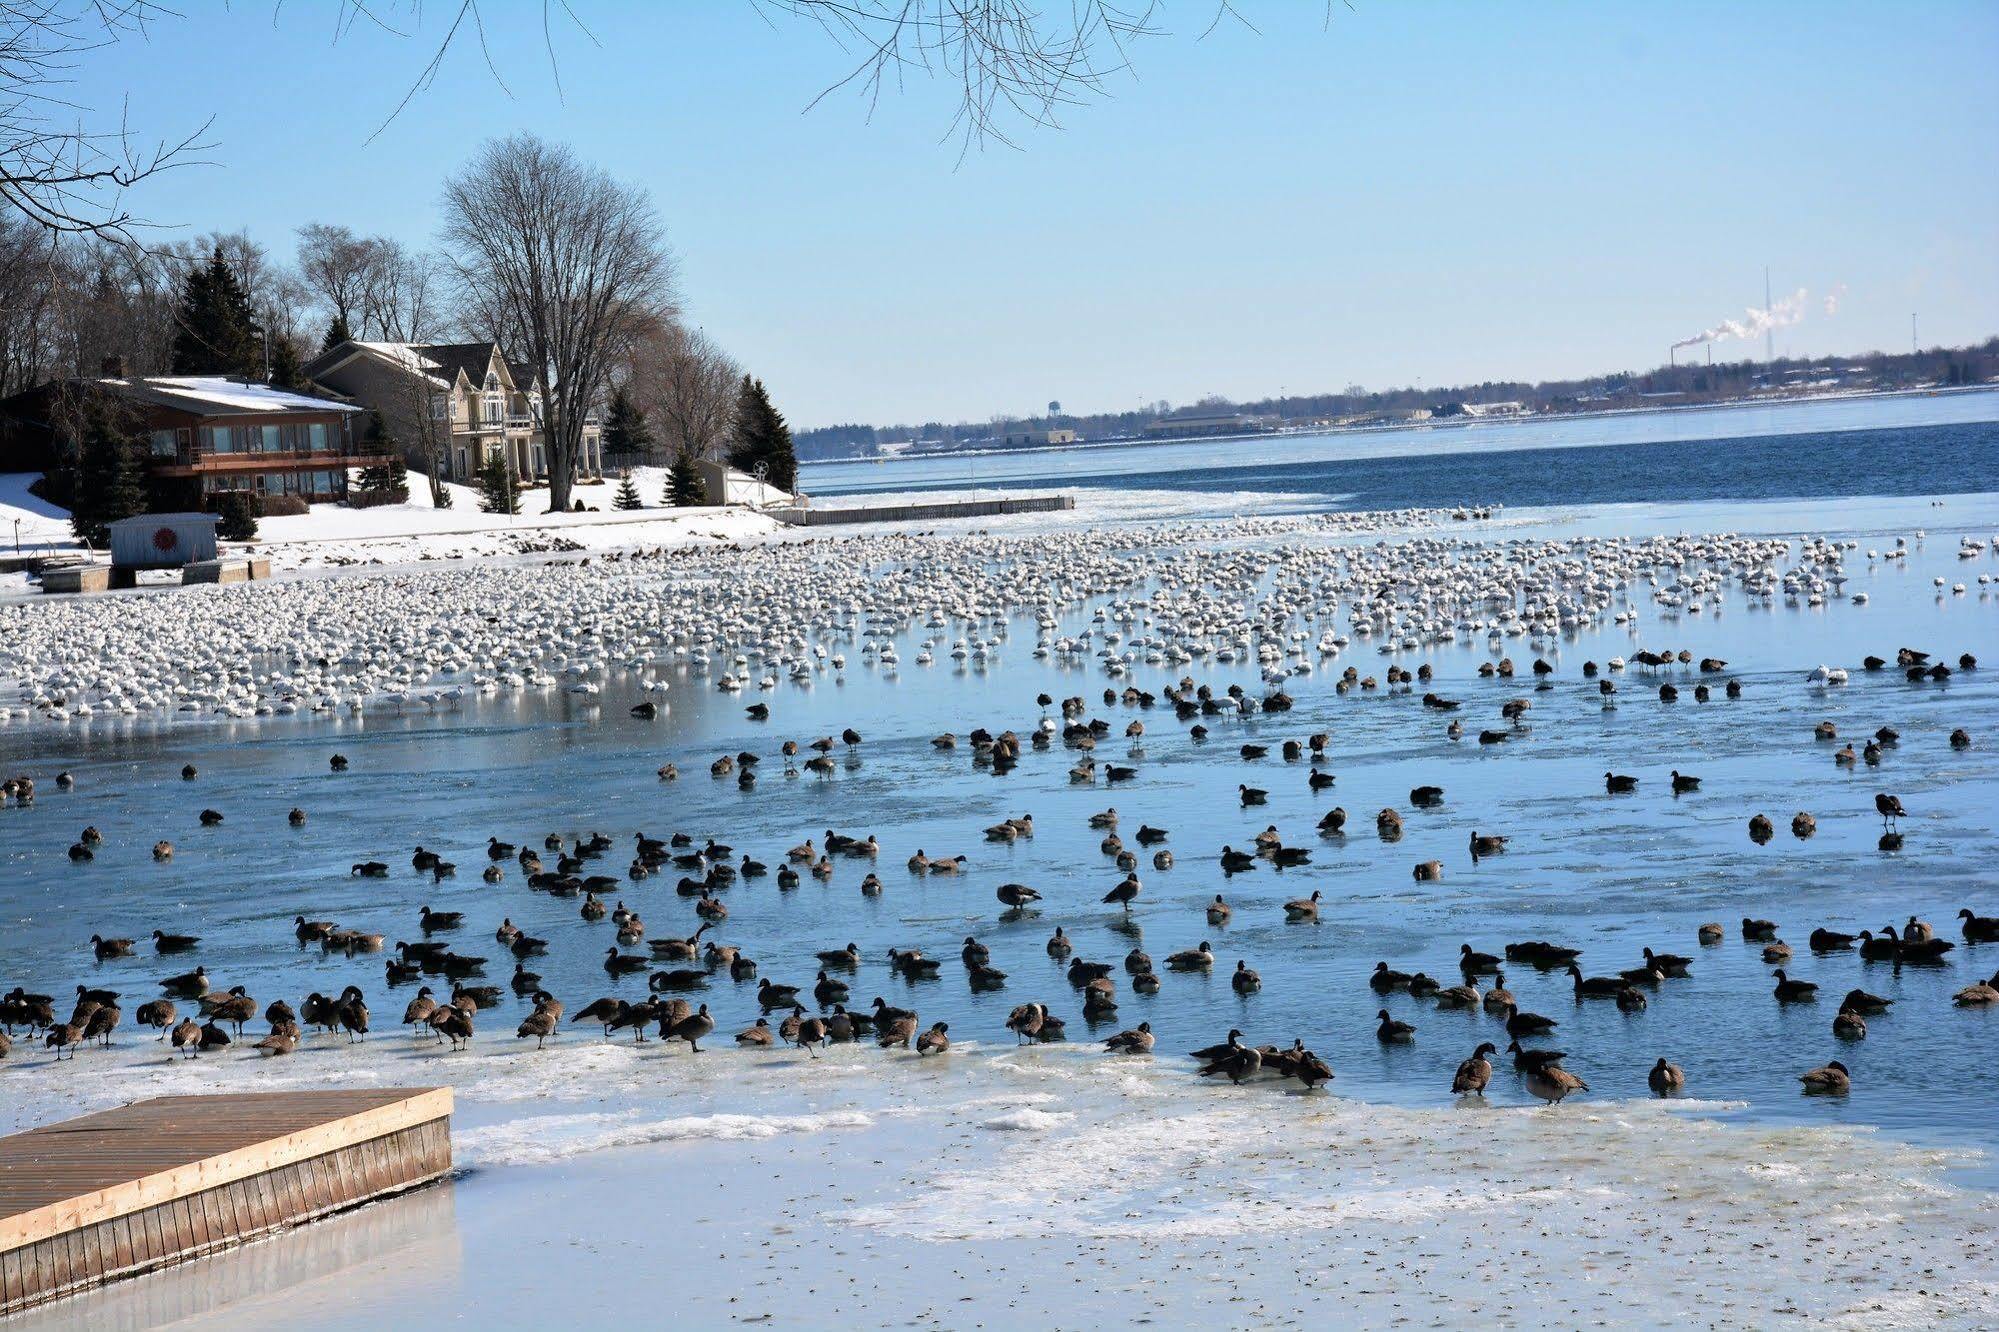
[810,382,1999,470]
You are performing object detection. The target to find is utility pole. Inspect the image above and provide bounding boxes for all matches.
[1911,313,1918,355]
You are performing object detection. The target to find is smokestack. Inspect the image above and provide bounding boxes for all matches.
[1764,267,1773,363]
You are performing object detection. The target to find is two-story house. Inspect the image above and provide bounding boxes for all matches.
[301,340,602,486]
[0,365,364,503]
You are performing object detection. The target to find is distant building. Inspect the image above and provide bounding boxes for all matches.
[302,340,602,486]
[995,425,1078,448]
[1462,401,1530,418]
[1141,413,1258,440]
[0,367,364,504]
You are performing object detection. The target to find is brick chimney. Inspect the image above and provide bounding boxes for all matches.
[100,355,126,378]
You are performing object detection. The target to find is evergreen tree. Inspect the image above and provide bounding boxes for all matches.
[212,492,258,541]
[169,247,261,377]
[614,473,643,510]
[725,375,797,493]
[268,336,304,390]
[320,312,352,355]
[667,451,705,506]
[601,384,655,471]
[67,397,146,547]
[478,449,520,514]
[355,408,410,503]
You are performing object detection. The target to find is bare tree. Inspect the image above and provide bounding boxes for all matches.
[294,223,377,339]
[440,133,677,513]
[625,320,739,463]
[360,238,444,343]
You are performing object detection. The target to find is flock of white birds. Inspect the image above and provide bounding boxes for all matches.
[0,510,1992,726]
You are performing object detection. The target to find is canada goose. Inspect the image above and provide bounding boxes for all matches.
[1891,928,1956,964]
[1641,947,1691,977]
[1103,1021,1155,1055]
[1375,1009,1415,1043]
[1959,908,1999,942]
[1407,972,1441,998]
[43,1019,85,1060]
[603,946,648,975]
[1604,772,1638,794]
[1459,943,1501,975]
[1772,969,1818,1002]
[1799,1060,1850,1094]
[1102,876,1141,911]
[166,1017,202,1057]
[1166,941,1214,971]
[735,1017,774,1046]
[402,987,438,1030]
[1218,846,1255,874]
[1741,917,1778,941]
[820,941,863,969]
[1832,1008,1867,1039]
[1790,811,1817,839]
[1525,1064,1589,1104]
[1434,978,1479,1008]
[757,978,802,1008]
[669,1004,715,1052]
[1207,894,1233,925]
[135,998,176,1038]
[1231,961,1261,993]
[1281,890,1322,921]
[1046,927,1072,957]
[877,1010,919,1049]
[1452,1042,1496,1095]
[1762,941,1793,964]
[1875,792,1906,829]
[89,933,134,960]
[916,1021,951,1055]
[1496,1001,1556,1037]
[1197,1036,1263,1084]
[1839,987,1891,1015]
[1238,784,1266,806]
[1952,971,1999,1006]
[1950,728,1972,750]
[1318,806,1347,835]
[1809,928,1858,952]
[159,966,208,999]
[1375,808,1403,839]
[351,861,388,878]
[1468,831,1508,859]
[428,1003,474,1050]
[1642,1057,1685,1096]
[1902,915,1934,944]
[418,905,463,933]
[1412,860,1443,882]
[1747,813,1774,843]
[1698,922,1724,945]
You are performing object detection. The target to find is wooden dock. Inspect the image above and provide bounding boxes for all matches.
[771,493,1074,526]
[0,1088,451,1316]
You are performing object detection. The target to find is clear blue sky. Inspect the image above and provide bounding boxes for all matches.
[74,2,1999,426]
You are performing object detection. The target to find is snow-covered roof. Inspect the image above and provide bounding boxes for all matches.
[103,376,361,416]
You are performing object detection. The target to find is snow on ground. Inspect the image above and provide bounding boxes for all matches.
[0,473,77,551]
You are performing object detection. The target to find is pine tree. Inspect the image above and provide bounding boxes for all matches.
[268,336,304,389]
[170,247,261,377]
[213,492,258,541]
[320,313,352,355]
[478,449,520,515]
[725,375,796,494]
[601,384,655,472]
[355,408,410,504]
[667,451,705,506]
[614,474,643,510]
[67,397,147,547]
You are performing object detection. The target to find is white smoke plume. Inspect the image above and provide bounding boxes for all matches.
[1672,287,1811,351]
[1822,283,1847,316]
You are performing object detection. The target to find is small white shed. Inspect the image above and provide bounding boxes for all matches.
[107,513,221,569]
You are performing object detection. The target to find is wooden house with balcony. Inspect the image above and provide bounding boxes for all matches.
[0,367,365,505]
[302,340,603,486]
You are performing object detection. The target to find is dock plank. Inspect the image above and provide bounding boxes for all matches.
[0,1088,451,1316]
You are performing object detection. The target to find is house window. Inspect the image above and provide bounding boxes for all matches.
[208,425,235,453]
[431,396,447,421]
[149,429,177,457]
[308,422,328,452]
[455,446,468,477]
[261,424,283,452]
[483,394,503,424]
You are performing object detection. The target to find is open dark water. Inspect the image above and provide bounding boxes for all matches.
[804,389,1999,514]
